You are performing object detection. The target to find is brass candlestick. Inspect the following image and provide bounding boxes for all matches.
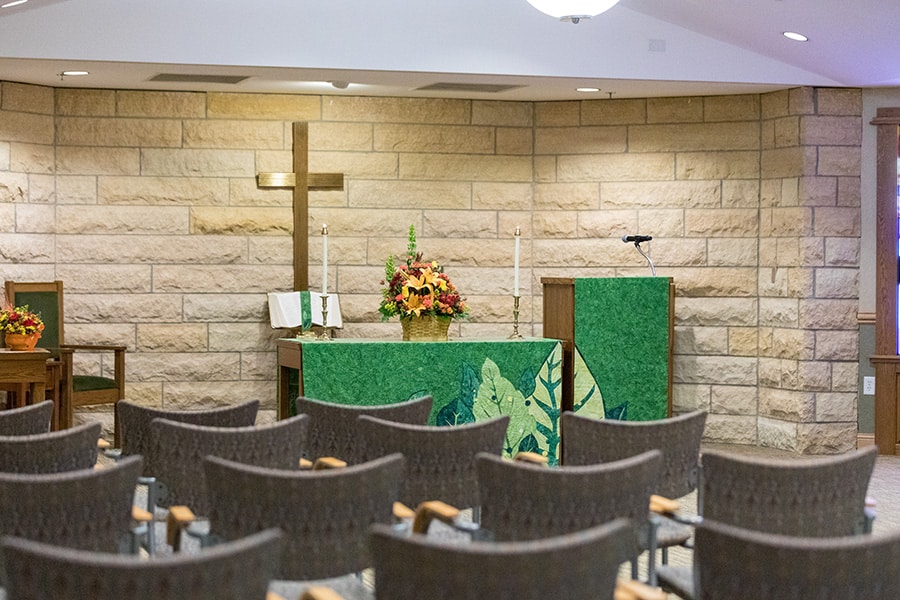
[318,294,332,340]
[509,295,523,339]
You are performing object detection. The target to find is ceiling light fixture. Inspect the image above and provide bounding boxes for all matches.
[783,31,809,42]
[526,0,620,23]
[62,70,89,76]
[1,0,28,8]
[576,87,601,93]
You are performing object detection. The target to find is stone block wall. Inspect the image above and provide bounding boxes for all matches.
[0,81,862,452]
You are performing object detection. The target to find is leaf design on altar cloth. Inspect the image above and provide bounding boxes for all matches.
[473,358,537,459]
[572,345,605,420]
[435,363,478,427]
[525,343,563,464]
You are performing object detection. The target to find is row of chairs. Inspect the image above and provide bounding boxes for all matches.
[0,397,894,598]
[0,400,660,599]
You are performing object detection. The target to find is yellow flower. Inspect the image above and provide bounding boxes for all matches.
[404,292,427,316]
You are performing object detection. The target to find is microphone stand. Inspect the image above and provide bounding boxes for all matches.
[632,241,657,276]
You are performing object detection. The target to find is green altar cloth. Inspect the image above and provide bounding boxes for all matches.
[280,337,594,464]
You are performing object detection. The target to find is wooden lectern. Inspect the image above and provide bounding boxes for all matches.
[542,277,674,420]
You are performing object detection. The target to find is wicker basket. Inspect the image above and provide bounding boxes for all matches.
[401,315,451,341]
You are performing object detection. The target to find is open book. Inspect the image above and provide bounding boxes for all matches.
[267,291,342,330]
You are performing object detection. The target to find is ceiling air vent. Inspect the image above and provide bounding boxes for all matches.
[149,73,250,84]
[415,82,523,93]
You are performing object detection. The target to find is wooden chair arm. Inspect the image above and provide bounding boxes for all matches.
[97,438,111,450]
[513,451,549,465]
[614,579,668,600]
[60,343,127,352]
[312,457,347,470]
[300,587,346,600]
[299,457,347,470]
[649,494,679,515]
[166,505,196,550]
[393,501,415,521]
[132,506,153,523]
[412,500,460,535]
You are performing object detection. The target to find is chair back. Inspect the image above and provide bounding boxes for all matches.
[2,527,282,600]
[0,421,100,473]
[694,519,900,600]
[148,414,308,514]
[700,446,878,537]
[561,409,707,499]
[4,281,64,351]
[357,415,508,509]
[0,455,142,557]
[204,453,405,580]
[298,395,433,464]
[0,400,53,436]
[476,449,660,560]
[117,400,260,476]
[370,518,632,600]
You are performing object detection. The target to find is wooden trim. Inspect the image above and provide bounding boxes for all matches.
[277,339,303,420]
[870,107,900,125]
[872,111,900,454]
[857,433,875,448]
[858,311,876,325]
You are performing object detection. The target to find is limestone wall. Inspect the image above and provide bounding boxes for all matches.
[0,81,862,452]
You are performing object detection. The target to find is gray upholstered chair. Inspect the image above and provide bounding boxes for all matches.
[693,519,900,600]
[369,518,633,600]
[0,400,53,436]
[2,527,283,600]
[297,395,433,464]
[356,415,509,511]
[115,399,260,475]
[0,421,100,473]
[656,446,879,598]
[560,409,707,581]
[474,449,661,574]
[145,414,309,518]
[0,455,144,568]
[202,452,404,585]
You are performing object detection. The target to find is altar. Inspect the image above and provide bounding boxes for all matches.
[276,337,597,464]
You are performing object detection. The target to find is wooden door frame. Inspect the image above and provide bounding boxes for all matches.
[871,108,900,454]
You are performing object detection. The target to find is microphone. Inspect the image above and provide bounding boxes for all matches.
[621,234,652,244]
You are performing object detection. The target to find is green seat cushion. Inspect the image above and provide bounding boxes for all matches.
[73,375,118,392]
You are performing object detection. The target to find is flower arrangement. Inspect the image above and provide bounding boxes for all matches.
[0,305,44,336]
[379,225,468,321]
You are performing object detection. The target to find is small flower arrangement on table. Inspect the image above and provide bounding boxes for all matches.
[379,225,468,340]
[0,305,45,350]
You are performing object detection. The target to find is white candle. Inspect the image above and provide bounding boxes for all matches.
[321,224,328,296]
[514,226,521,297]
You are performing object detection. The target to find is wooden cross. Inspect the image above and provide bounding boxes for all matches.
[257,121,344,291]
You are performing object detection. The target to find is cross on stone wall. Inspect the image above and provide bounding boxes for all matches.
[256,122,344,290]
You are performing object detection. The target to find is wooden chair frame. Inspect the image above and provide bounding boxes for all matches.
[4,281,126,444]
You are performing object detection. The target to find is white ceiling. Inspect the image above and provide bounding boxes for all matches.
[0,0,898,101]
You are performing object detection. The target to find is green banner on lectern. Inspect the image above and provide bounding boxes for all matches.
[574,277,671,421]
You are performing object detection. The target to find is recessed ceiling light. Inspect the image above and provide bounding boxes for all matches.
[783,31,808,42]
[61,71,89,76]
[1,0,28,8]
[576,87,601,93]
